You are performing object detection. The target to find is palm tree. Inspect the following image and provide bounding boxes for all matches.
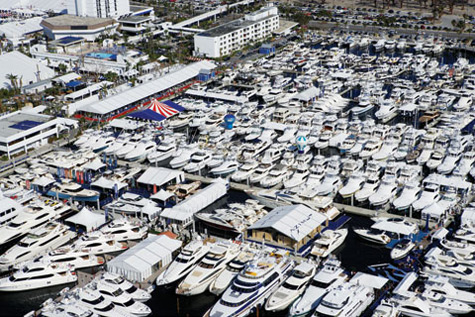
[6,74,18,91]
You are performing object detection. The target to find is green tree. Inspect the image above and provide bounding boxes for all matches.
[6,73,18,91]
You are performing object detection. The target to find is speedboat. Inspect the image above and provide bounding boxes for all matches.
[353,228,391,245]
[390,239,415,260]
[176,241,240,296]
[169,143,199,169]
[156,239,210,286]
[289,258,348,317]
[208,248,256,295]
[311,229,348,258]
[124,139,156,162]
[0,262,76,292]
[314,282,375,317]
[101,272,151,302]
[205,251,294,317]
[0,222,76,271]
[265,262,316,312]
[92,280,151,316]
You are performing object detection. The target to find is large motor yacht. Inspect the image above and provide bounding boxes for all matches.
[101,272,151,303]
[205,251,294,317]
[310,229,348,258]
[176,241,240,296]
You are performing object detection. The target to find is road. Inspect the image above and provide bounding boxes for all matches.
[308,21,475,41]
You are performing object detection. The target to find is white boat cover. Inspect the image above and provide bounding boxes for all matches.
[137,167,184,187]
[107,234,182,282]
[65,207,105,232]
[91,177,128,190]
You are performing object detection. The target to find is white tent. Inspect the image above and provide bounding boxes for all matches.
[65,207,105,232]
[461,208,475,226]
[107,234,182,282]
[91,177,128,191]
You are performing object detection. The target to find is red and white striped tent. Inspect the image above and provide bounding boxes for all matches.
[148,99,179,118]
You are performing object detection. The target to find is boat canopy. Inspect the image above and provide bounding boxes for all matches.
[65,207,105,232]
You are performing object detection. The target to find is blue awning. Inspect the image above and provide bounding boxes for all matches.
[128,109,166,121]
[162,100,186,112]
[66,80,83,88]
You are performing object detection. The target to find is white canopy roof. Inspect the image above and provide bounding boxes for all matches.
[293,86,319,102]
[137,167,184,187]
[66,207,105,231]
[79,60,216,115]
[83,159,106,171]
[53,72,80,84]
[32,176,55,187]
[350,272,389,290]
[372,218,418,236]
[423,173,471,191]
[107,234,182,282]
[160,179,228,223]
[186,89,248,103]
[150,189,175,202]
[108,118,146,131]
[248,204,327,242]
[461,208,475,226]
[91,177,128,190]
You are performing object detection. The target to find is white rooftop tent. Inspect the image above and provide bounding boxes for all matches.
[350,272,389,290]
[91,177,128,191]
[83,159,106,171]
[248,204,327,242]
[160,179,228,226]
[53,72,81,85]
[78,60,216,115]
[107,234,182,282]
[461,208,475,226]
[65,207,105,232]
[292,86,319,102]
[137,167,184,187]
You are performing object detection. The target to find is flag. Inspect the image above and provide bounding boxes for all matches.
[153,184,157,194]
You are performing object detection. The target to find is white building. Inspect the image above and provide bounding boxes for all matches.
[0,110,77,159]
[194,5,279,58]
[67,0,130,18]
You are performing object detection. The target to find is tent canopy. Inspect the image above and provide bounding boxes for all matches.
[65,207,105,231]
[127,99,185,122]
[91,176,128,191]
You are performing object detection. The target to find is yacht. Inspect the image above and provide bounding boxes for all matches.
[169,143,199,169]
[314,282,375,317]
[0,192,26,226]
[184,150,212,173]
[99,218,147,241]
[412,183,440,211]
[176,241,240,296]
[419,288,472,315]
[249,164,274,184]
[205,251,294,317]
[265,262,316,312]
[0,262,77,291]
[0,222,76,271]
[76,288,136,317]
[156,239,210,286]
[70,231,128,255]
[359,138,382,160]
[284,165,310,189]
[0,201,68,246]
[423,261,475,289]
[311,229,348,258]
[124,139,156,162]
[389,296,452,317]
[92,280,151,316]
[208,247,257,295]
[368,178,398,207]
[147,140,176,164]
[41,302,97,317]
[231,160,259,182]
[338,172,365,199]
[390,239,415,260]
[101,272,151,302]
[375,99,397,123]
[49,182,100,201]
[289,258,348,317]
[424,274,475,306]
[37,248,105,269]
[354,174,380,203]
[260,164,290,188]
[104,133,131,155]
[353,228,391,245]
[209,159,239,176]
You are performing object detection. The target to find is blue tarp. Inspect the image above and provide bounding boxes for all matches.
[162,100,186,112]
[9,120,43,130]
[128,109,166,121]
[462,118,475,134]
[66,80,84,88]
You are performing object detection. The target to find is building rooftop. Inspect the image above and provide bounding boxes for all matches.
[0,112,50,138]
[118,16,151,24]
[43,14,113,27]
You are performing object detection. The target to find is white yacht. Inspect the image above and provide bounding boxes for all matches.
[0,262,77,292]
[209,159,239,176]
[104,133,131,155]
[265,262,316,312]
[314,282,375,317]
[124,139,156,162]
[76,288,136,317]
[423,261,475,289]
[359,138,382,160]
[99,218,147,241]
[205,252,294,317]
[392,183,421,210]
[50,182,100,201]
[260,164,290,188]
[289,258,348,317]
[176,241,240,296]
[311,229,348,258]
[71,231,128,255]
[354,227,391,245]
[41,302,97,317]
[208,247,257,295]
[284,165,310,189]
[0,201,68,246]
[93,280,151,316]
[354,174,380,203]
[424,274,475,306]
[338,172,365,199]
[249,164,274,184]
[184,150,212,173]
[156,239,210,286]
[368,178,398,207]
[412,183,440,211]
[0,192,24,226]
[169,143,199,169]
[375,99,397,123]
[147,140,176,164]
[38,248,105,269]
[0,222,76,271]
[390,239,415,260]
[389,296,452,317]
[101,272,151,302]
[231,160,259,182]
